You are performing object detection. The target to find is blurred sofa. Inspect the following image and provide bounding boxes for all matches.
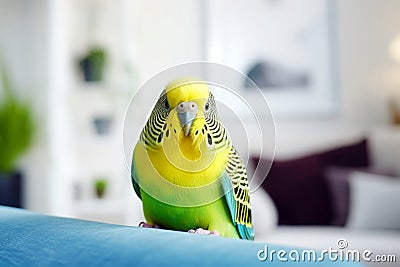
[250,137,400,267]
[0,206,365,267]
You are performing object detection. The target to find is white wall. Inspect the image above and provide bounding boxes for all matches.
[2,0,400,215]
[132,0,203,82]
[337,0,400,126]
[241,0,400,158]
[271,0,400,158]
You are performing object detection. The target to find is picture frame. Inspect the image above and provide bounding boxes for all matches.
[203,0,338,118]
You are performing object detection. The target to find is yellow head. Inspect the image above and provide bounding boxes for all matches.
[137,78,231,191]
[165,78,209,109]
[161,78,219,162]
[164,78,210,138]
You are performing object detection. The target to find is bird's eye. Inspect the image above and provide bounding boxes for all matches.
[204,102,210,112]
[164,100,170,110]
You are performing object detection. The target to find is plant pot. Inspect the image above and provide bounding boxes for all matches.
[0,171,22,208]
[80,58,104,82]
[94,179,107,199]
[78,49,106,82]
[95,188,106,199]
[93,117,113,135]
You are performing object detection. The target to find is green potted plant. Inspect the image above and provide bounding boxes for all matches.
[0,64,35,207]
[94,178,108,199]
[79,47,107,82]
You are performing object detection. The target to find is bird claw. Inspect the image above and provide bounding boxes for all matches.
[188,228,219,236]
[139,222,161,229]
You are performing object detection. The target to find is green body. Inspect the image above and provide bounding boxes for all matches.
[142,190,239,238]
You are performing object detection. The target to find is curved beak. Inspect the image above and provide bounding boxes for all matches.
[178,112,195,136]
[177,101,198,136]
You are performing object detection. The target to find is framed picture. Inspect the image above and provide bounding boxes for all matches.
[204,0,337,117]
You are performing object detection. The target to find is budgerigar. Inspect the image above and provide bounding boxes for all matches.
[131,78,254,240]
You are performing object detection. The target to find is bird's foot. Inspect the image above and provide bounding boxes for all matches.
[188,228,220,236]
[138,222,161,229]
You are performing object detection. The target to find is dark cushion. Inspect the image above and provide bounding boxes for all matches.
[251,139,370,225]
[325,166,396,226]
[318,139,370,167]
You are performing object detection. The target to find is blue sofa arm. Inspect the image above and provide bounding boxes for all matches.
[0,206,364,266]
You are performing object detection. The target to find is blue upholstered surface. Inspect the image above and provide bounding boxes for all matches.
[0,206,364,267]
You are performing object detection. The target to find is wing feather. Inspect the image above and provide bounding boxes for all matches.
[222,147,254,240]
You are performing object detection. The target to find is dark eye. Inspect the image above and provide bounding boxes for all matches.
[204,102,210,112]
[165,100,170,110]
